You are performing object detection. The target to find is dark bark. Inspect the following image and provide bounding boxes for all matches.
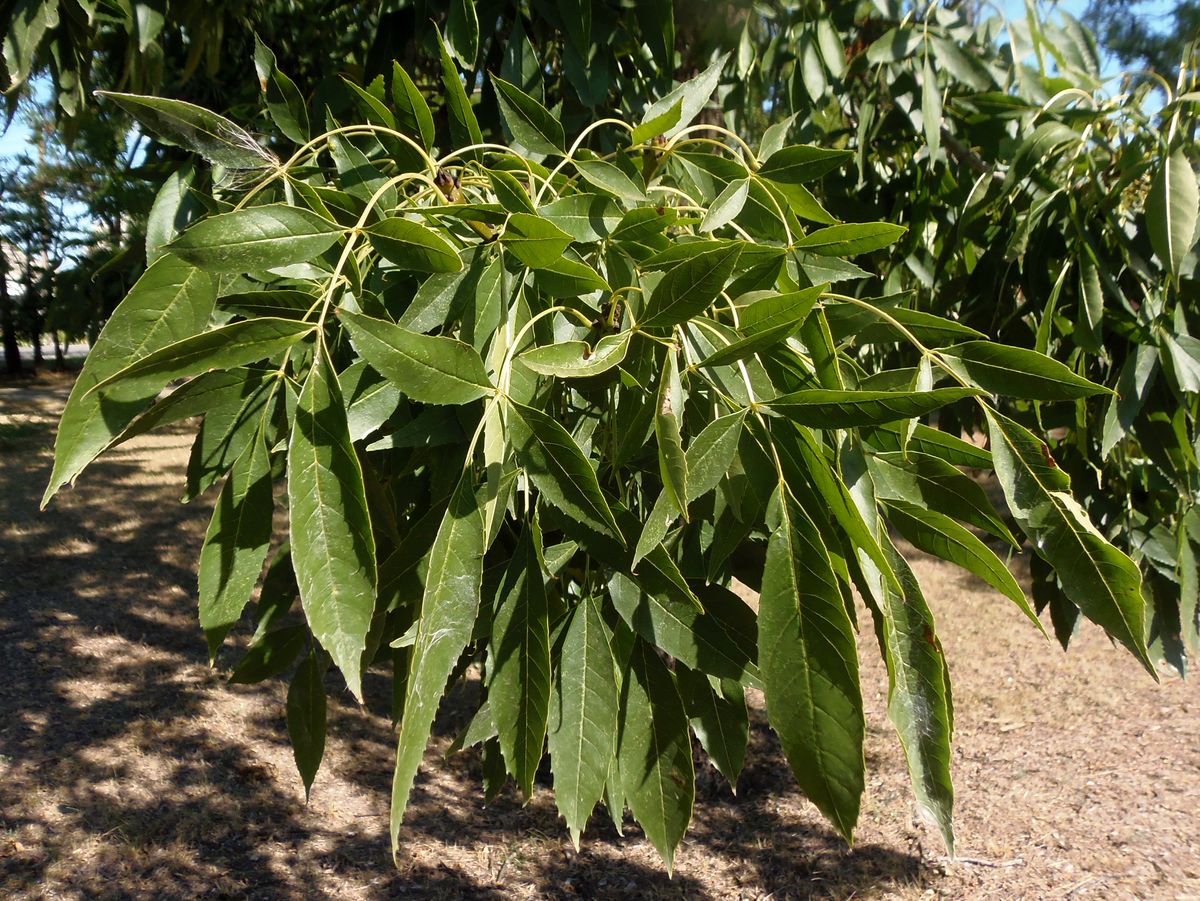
[19,255,45,368]
[30,290,44,366]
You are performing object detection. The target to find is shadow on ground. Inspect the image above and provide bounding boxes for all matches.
[0,376,920,900]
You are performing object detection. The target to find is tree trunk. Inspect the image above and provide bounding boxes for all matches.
[18,257,41,369]
[0,249,21,376]
[32,319,44,365]
[52,331,63,369]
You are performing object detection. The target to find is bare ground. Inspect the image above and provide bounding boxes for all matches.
[1,372,1197,901]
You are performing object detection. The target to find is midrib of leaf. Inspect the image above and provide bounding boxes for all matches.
[45,264,212,503]
[395,343,486,390]
[376,230,453,254]
[97,321,311,389]
[517,596,536,775]
[776,389,977,419]
[635,644,674,865]
[957,359,1055,392]
[570,606,596,821]
[1000,426,1147,664]
[297,409,369,691]
[350,379,393,408]
[651,246,739,323]
[770,495,857,835]
[1163,153,1177,266]
[505,232,560,249]
[102,94,273,166]
[204,223,335,249]
[347,315,489,393]
[509,555,549,790]
[157,111,251,150]
[390,236,436,251]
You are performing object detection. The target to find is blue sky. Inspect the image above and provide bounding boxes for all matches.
[1,75,47,160]
[1,110,31,158]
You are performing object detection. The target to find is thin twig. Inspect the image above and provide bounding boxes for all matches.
[937,855,1025,868]
[1061,876,1104,897]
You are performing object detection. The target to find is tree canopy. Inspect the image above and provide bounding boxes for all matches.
[4,0,1198,872]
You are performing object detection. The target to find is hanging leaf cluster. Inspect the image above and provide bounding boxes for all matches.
[40,33,1158,870]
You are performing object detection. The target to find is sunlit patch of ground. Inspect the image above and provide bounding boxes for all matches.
[2,372,1197,899]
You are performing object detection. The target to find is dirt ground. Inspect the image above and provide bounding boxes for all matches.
[1,371,1197,901]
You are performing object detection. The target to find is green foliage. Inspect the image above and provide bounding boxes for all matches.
[43,255,215,502]
[760,485,864,840]
[10,0,1198,874]
[36,41,1167,869]
[760,3,1200,676]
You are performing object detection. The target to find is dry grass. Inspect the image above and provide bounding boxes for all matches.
[1,372,1197,900]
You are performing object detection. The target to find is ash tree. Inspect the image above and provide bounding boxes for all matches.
[6,0,1192,871]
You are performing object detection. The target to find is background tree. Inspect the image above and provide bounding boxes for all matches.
[40,101,160,348]
[1,123,73,367]
[0,89,165,371]
[1083,0,1199,74]
[0,166,21,374]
